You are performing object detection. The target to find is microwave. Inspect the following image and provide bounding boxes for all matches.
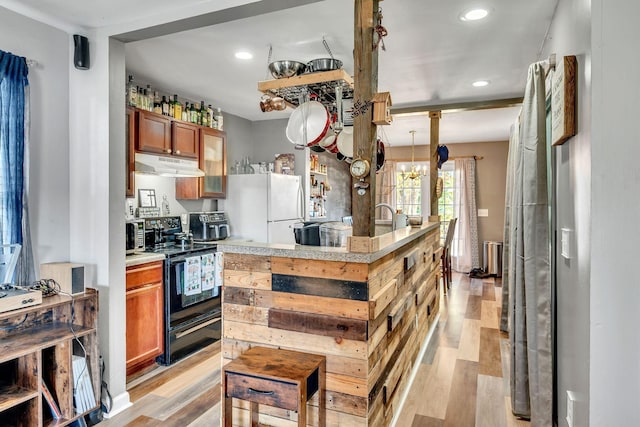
[126,220,145,254]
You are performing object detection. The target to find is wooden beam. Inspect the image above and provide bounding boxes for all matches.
[429,111,441,217]
[391,97,523,116]
[352,0,379,237]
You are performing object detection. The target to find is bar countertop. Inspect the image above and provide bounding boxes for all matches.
[217,221,439,263]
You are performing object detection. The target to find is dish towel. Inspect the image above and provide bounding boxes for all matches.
[184,255,202,296]
[213,252,224,297]
[201,252,215,291]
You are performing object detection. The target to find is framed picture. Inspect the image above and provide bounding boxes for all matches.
[138,189,157,207]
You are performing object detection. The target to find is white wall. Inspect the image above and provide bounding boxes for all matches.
[0,7,70,266]
[590,1,640,425]
[540,0,592,425]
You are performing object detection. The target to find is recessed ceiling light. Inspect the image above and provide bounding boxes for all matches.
[472,80,490,87]
[235,51,253,60]
[460,8,489,21]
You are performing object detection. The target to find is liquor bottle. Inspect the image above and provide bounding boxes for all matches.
[168,98,174,117]
[139,88,147,110]
[200,101,208,127]
[135,86,142,109]
[190,103,198,124]
[126,75,137,107]
[214,107,224,131]
[153,91,162,114]
[161,96,169,116]
[207,104,215,128]
[146,85,153,111]
[173,95,182,120]
[182,102,189,122]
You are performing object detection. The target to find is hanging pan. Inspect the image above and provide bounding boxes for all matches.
[286,100,330,147]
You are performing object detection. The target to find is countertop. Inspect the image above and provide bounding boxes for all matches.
[125,252,166,267]
[217,222,440,264]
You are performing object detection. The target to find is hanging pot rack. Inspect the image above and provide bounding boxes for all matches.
[257,69,354,113]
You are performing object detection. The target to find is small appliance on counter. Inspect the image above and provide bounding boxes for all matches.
[125,219,145,254]
[189,211,229,242]
[293,222,322,246]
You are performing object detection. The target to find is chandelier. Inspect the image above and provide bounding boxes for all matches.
[401,130,427,180]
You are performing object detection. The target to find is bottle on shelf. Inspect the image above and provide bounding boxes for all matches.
[214,107,223,130]
[161,96,169,116]
[190,103,198,124]
[146,85,153,111]
[127,75,137,107]
[173,95,182,120]
[139,88,147,110]
[153,91,162,114]
[182,102,189,122]
[200,101,208,127]
[135,86,142,109]
[207,104,215,128]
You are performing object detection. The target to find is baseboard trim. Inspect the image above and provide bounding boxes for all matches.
[102,391,132,419]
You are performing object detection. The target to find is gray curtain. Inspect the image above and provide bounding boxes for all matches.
[500,121,519,332]
[502,62,552,425]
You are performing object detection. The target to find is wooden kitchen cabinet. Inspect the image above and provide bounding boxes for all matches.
[0,289,100,426]
[137,109,172,155]
[176,127,226,199]
[171,121,199,159]
[126,261,164,377]
[136,109,199,159]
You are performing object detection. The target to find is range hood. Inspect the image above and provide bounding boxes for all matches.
[135,152,204,177]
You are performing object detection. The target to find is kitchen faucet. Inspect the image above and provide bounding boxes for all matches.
[375,203,409,231]
[375,203,397,230]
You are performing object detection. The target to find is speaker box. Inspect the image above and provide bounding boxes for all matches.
[40,262,85,296]
[73,34,90,70]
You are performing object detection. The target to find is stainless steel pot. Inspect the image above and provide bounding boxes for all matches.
[307,58,343,73]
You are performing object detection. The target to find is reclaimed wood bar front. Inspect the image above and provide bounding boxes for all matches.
[219,223,441,426]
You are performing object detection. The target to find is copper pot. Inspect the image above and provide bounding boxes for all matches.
[260,95,286,112]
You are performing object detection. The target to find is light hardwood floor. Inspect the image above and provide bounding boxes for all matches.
[99,272,530,427]
[396,272,531,427]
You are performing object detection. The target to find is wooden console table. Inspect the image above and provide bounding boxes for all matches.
[223,346,326,427]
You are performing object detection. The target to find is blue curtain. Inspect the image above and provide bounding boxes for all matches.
[0,50,30,283]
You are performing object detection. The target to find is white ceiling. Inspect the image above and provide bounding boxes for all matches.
[2,0,558,146]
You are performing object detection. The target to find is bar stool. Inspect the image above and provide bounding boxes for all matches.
[441,218,457,293]
[223,346,326,427]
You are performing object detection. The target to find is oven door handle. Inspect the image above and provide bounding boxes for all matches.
[175,316,221,339]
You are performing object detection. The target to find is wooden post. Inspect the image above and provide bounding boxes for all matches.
[352,0,379,237]
[429,111,441,218]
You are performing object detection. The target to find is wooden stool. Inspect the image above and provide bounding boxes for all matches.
[223,346,326,427]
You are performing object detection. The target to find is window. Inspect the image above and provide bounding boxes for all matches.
[395,162,425,215]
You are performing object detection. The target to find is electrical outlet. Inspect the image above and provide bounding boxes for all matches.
[566,390,576,427]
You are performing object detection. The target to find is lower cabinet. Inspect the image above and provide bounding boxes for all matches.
[126,261,164,377]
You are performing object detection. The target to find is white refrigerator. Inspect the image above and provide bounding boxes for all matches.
[222,173,304,244]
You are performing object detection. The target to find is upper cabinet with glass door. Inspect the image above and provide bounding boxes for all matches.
[200,128,226,197]
[175,127,226,199]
